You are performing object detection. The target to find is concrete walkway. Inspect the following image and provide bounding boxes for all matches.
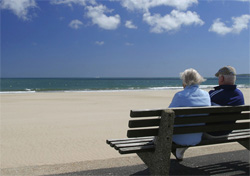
[1,143,249,176]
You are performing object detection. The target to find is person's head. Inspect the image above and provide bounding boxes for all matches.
[180,68,206,88]
[215,66,236,85]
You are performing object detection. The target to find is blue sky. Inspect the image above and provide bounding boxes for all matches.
[1,0,250,78]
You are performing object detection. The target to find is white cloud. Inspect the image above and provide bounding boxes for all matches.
[69,19,83,29]
[121,0,198,12]
[86,4,121,30]
[209,19,231,35]
[95,41,104,45]
[143,10,204,33]
[0,0,37,21]
[121,0,202,33]
[125,20,137,29]
[50,0,96,7]
[209,14,250,35]
[52,1,120,30]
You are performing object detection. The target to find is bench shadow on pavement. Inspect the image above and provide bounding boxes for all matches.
[46,150,249,176]
[134,160,250,176]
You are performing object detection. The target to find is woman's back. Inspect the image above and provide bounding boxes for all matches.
[169,85,211,146]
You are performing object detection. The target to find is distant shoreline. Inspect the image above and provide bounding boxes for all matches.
[0,87,249,94]
[1,77,249,93]
[1,74,250,79]
[237,74,250,77]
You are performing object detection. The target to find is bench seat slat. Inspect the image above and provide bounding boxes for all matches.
[115,134,249,154]
[110,138,154,147]
[173,137,249,149]
[172,130,250,149]
[110,129,250,150]
[196,134,250,146]
[106,136,153,144]
[209,129,250,139]
[226,131,250,137]
[232,129,250,133]
[203,137,249,146]
[227,134,250,140]
[119,145,155,154]
[115,141,154,150]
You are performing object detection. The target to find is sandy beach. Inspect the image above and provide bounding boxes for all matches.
[1,88,249,174]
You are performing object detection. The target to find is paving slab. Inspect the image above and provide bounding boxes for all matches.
[1,143,249,176]
[45,150,249,176]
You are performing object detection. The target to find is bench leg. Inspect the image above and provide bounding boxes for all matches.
[137,151,171,175]
[136,110,175,175]
[238,139,250,150]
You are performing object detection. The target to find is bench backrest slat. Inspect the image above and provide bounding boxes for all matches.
[128,105,250,138]
[173,122,250,135]
[173,106,250,115]
[127,128,158,138]
[129,119,160,128]
[130,109,163,117]
[130,105,250,117]
[127,122,250,137]
[128,113,250,128]
[174,113,250,124]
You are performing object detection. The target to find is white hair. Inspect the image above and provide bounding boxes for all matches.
[180,68,206,86]
[221,75,236,85]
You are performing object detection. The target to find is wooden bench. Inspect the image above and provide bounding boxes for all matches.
[106,105,250,175]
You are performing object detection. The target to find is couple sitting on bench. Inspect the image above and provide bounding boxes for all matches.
[170,66,244,161]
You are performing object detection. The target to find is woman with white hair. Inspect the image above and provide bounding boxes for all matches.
[169,68,211,161]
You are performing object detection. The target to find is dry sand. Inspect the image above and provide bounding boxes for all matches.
[1,88,249,173]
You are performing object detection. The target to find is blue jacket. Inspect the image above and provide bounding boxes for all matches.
[208,85,245,136]
[169,85,211,146]
[209,85,244,106]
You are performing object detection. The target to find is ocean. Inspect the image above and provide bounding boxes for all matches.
[0,77,249,93]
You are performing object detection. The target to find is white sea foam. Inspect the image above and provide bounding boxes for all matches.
[1,84,249,94]
[0,90,36,94]
[150,85,217,90]
[237,84,250,88]
[149,86,183,90]
[199,85,218,89]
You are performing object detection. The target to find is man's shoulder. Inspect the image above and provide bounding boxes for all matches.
[209,85,221,94]
[209,87,224,97]
[235,87,244,94]
[234,88,245,101]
